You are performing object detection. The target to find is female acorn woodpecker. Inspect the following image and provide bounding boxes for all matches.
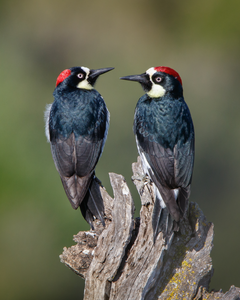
[45,66,114,229]
[121,66,194,240]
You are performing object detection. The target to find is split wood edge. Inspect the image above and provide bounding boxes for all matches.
[60,157,240,300]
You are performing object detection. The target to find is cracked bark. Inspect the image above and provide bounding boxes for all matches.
[60,157,240,300]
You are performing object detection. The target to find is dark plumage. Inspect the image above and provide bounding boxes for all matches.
[121,66,194,240]
[45,66,114,228]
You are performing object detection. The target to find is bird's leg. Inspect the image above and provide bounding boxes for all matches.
[132,173,151,196]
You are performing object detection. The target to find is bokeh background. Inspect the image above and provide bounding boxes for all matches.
[1,0,240,299]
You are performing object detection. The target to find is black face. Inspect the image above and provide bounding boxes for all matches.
[56,67,114,90]
[88,70,98,86]
[121,68,183,98]
[68,67,88,87]
[67,67,105,88]
[120,72,174,93]
[152,72,164,85]
[151,72,183,97]
[139,73,152,92]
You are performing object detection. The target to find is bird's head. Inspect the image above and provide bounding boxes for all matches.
[121,66,183,98]
[55,66,114,90]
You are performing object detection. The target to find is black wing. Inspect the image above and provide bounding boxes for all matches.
[143,136,194,189]
[136,129,194,222]
[50,129,104,210]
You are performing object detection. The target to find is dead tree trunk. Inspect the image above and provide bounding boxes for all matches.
[60,157,240,300]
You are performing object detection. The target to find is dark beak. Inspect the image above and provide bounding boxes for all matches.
[120,73,147,83]
[120,73,151,92]
[89,67,114,79]
[88,67,114,86]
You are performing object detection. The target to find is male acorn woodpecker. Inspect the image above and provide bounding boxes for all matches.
[45,66,114,229]
[121,66,194,240]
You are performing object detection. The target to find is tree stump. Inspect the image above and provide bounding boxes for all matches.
[60,157,240,300]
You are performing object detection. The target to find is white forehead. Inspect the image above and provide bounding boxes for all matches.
[146,67,156,77]
[81,66,90,76]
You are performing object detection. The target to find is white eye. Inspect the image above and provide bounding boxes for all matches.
[77,73,84,79]
[155,76,162,83]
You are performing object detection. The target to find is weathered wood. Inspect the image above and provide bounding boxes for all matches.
[60,187,113,279]
[110,158,174,300]
[194,285,240,300]
[60,157,240,300]
[83,173,135,300]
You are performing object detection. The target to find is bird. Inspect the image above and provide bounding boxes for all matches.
[121,66,194,240]
[45,66,114,229]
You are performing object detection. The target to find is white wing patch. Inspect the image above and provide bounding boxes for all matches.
[135,136,150,175]
[44,104,52,142]
[154,185,166,208]
[173,188,179,200]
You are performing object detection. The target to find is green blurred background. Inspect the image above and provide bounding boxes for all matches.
[0,0,240,299]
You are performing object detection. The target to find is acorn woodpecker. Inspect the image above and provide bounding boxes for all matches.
[121,66,194,239]
[45,66,114,229]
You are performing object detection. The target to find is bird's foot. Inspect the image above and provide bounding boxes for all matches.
[132,173,151,196]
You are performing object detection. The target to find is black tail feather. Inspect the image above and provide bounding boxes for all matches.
[152,196,162,242]
[177,186,190,216]
[80,177,105,229]
[152,195,181,242]
[167,212,174,235]
[152,196,172,242]
[80,200,94,229]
